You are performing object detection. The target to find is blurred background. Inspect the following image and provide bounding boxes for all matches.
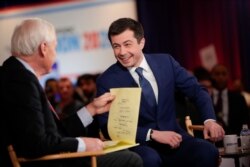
[0,0,250,91]
[1,1,250,166]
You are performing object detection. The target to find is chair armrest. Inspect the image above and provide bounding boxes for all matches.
[188,125,204,131]
[17,150,104,162]
[185,116,204,136]
[8,145,104,167]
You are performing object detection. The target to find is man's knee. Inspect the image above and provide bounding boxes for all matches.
[199,140,219,158]
[124,151,143,167]
[97,150,143,167]
[130,146,162,167]
[195,139,219,166]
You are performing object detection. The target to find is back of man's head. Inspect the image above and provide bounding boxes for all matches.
[11,18,56,56]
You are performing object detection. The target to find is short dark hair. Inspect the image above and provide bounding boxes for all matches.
[76,74,98,86]
[45,78,57,87]
[193,66,211,81]
[108,18,144,43]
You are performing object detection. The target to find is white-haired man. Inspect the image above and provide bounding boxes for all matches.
[0,18,142,167]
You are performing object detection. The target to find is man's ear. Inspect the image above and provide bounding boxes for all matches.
[39,42,47,57]
[139,38,145,49]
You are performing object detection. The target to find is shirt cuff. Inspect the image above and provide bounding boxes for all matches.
[77,107,93,127]
[146,129,152,141]
[76,137,86,152]
[204,119,216,124]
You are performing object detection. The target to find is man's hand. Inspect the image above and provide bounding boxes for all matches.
[86,92,115,116]
[82,137,105,151]
[203,120,225,142]
[150,130,182,149]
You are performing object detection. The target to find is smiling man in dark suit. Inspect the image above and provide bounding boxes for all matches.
[0,18,142,167]
[96,18,225,167]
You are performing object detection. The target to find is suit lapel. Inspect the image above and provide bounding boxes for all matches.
[141,55,166,117]
[113,62,138,87]
[144,54,165,105]
[144,54,164,87]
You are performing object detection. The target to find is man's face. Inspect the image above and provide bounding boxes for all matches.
[211,65,228,90]
[58,80,74,100]
[110,29,145,68]
[80,79,96,97]
[45,80,58,99]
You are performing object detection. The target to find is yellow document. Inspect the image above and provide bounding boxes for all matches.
[103,88,141,153]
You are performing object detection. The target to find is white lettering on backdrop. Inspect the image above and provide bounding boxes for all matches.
[0,0,137,86]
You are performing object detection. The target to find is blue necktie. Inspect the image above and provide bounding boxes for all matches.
[135,67,157,108]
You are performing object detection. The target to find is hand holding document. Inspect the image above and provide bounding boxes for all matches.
[103,88,141,153]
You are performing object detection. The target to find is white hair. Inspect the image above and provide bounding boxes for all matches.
[11,18,56,56]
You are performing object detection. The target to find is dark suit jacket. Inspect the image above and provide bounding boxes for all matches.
[1,56,87,161]
[212,90,249,135]
[96,54,216,144]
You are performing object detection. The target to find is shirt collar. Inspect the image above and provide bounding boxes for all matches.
[15,57,36,75]
[128,55,150,73]
[213,88,228,97]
